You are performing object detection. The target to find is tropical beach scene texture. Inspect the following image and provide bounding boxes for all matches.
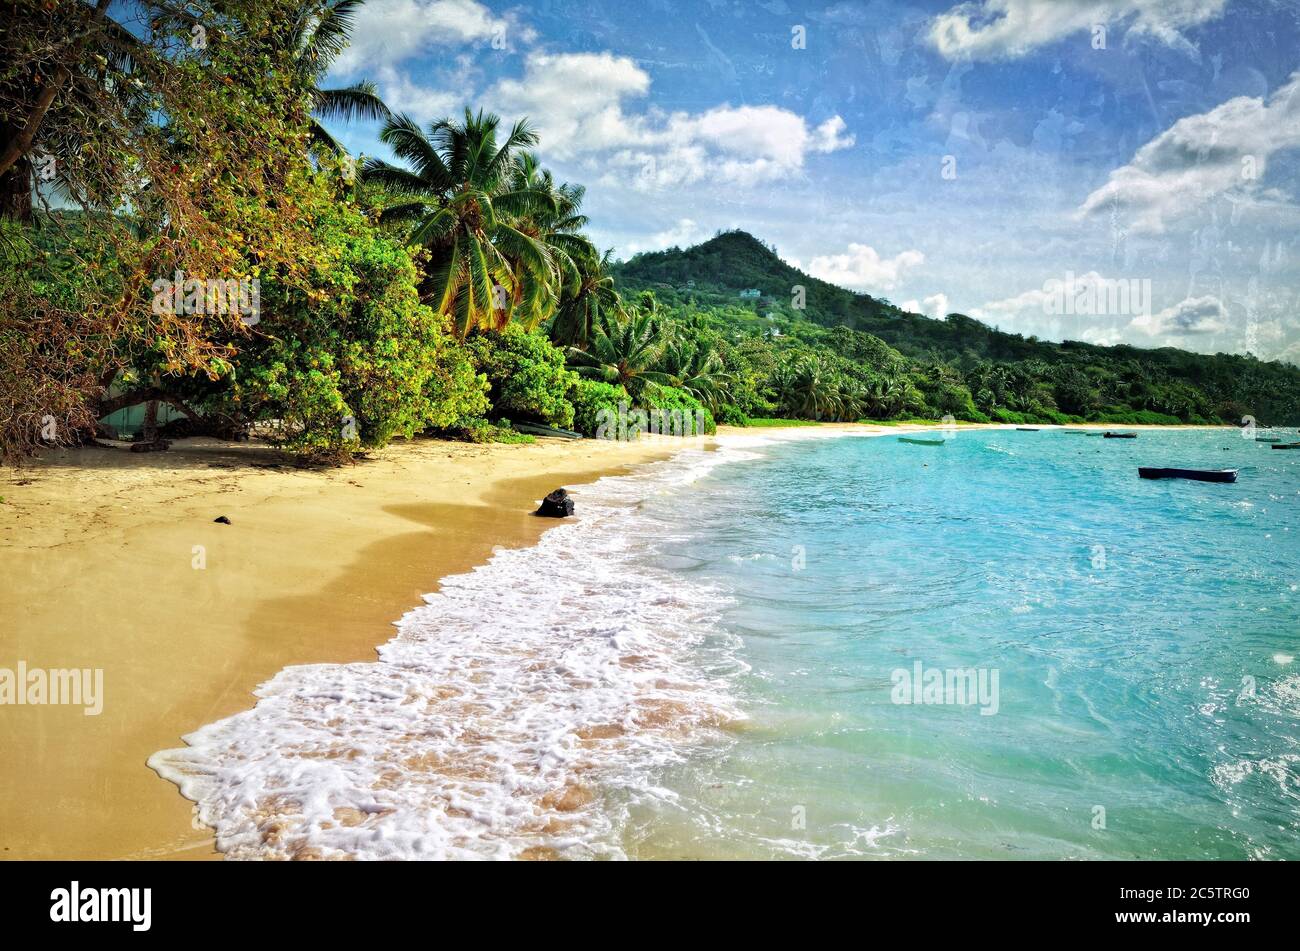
[2,0,1300,870]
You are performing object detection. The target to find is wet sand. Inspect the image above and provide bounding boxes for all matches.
[0,421,1222,859]
[0,434,682,859]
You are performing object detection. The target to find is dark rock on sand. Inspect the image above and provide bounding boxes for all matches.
[213,516,232,525]
[535,488,574,518]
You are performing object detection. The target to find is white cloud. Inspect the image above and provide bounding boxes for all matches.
[332,0,513,77]
[1130,295,1227,336]
[805,243,925,292]
[1077,71,1300,233]
[623,218,706,255]
[901,293,951,318]
[973,276,1238,348]
[489,52,853,187]
[371,66,460,123]
[811,116,856,154]
[491,52,652,160]
[929,0,1228,62]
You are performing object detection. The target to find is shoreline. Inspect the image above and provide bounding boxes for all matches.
[0,421,1235,860]
[0,433,686,860]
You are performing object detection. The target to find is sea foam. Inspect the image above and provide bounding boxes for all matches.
[149,441,772,860]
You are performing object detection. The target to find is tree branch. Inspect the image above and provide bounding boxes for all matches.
[0,0,113,179]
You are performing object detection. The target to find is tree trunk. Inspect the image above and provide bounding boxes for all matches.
[141,399,159,442]
[0,152,32,222]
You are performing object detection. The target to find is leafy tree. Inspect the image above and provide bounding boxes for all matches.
[466,325,576,429]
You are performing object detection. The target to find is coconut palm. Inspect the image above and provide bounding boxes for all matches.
[659,336,734,411]
[361,109,559,336]
[504,152,600,328]
[287,0,391,152]
[567,306,674,400]
[774,356,845,420]
[549,249,622,349]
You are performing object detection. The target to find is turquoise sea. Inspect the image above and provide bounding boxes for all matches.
[619,428,1300,859]
[153,427,1300,860]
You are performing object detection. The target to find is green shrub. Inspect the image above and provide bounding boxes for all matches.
[453,419,536,444]
[467,326,577,429]
[714,403,751,426]
[641,386,716,435]
[232,221,490,456]
[568,378,627,437]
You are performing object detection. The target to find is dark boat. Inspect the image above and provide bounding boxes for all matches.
[511,421,584,439]
[898,436,946,446]
[1271,442,1300,450]
[1139,467,1237,483]
[1104,432,1138,439]
[1256,436,1282,443]
[1015,426,1040,431]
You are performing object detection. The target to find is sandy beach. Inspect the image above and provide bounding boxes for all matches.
[0,421,1230,860]
[0,433,684,860]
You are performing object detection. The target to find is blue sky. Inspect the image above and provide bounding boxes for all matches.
[323,0,1300,361]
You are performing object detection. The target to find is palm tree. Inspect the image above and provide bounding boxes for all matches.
[658,336,734,411]
[361,109,559,336]
[864,374,903,418]
[567,306,674,400]
[549,249,622,349]
[773,356,843,420]
[287,0,391,152]
[504,152,600,328]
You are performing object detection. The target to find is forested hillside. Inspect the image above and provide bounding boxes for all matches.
[612,231,1300,426]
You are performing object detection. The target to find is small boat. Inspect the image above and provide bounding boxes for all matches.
[898,436,945,446]
[1015,426,1040,431]
[1062,429,1091,434]
[1256,436,1282,443]
[1104,432,1138,439]
[1270,442,1300,450]
[511,421,584,439]
[1139,467,1238,483]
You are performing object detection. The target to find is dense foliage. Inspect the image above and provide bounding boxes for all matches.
[2,1,1293,466]
[612,231,1300,426]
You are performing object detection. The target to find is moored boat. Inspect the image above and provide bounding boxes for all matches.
[1104,432,1138,439]
[1139,467,1238,483]
[1271,442,1300,449]
[1256,436,1281,443]
[899,436,946,446]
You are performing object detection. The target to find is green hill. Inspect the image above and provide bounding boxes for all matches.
[612,230,1300,426]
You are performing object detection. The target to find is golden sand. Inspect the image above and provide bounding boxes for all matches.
[0,433,680,860]
[0,421,1218,860]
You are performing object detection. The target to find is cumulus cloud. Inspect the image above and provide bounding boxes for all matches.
[973,276,1236,349]
[1130,295,1227,335]
[489,52,853,187]
[901,293,951,318]
[623,218,706,255]
[331,0,514,77]
[1077,71,1300,233]
[929,0,1228,62]
[371,66,460,123]
[805,243,925,292]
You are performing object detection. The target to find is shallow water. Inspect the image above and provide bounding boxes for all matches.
[152,428,1300,859]
[620,428,1300,859]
